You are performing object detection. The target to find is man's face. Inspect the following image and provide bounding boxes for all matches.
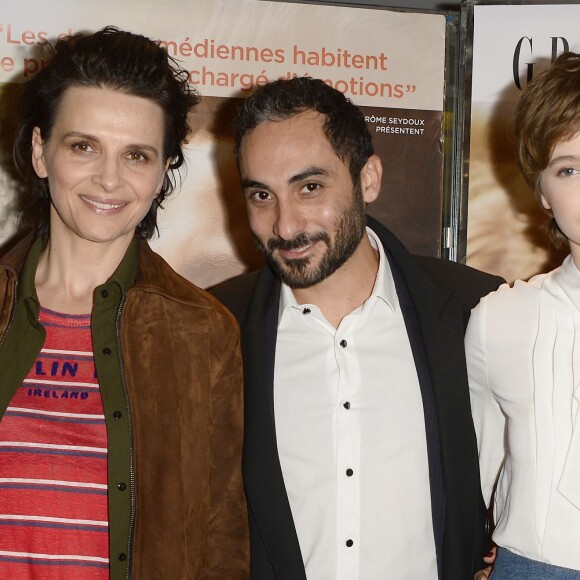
[238,110,379,289]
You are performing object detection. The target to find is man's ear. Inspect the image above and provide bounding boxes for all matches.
[31,127,48,178]
[360,154,382,204]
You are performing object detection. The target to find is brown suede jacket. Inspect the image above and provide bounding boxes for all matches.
[0,234,249,579]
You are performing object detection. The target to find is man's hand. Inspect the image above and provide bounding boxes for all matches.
[474,547,497,579]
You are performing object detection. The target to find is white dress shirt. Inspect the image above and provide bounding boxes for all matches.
[466,255,580,570]
[274,227,437,580]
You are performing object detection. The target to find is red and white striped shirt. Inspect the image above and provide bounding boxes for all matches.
[0,308,109,578]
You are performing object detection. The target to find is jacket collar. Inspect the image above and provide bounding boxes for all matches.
[0,234,43,340]
[133,239,212,308]
[1,233,138,304]
[12,235,43,307]
[366,215,453,319]
[0,233,35,279]
[110,237,138,296]
[0,230,199,303]
[1,232,213,309]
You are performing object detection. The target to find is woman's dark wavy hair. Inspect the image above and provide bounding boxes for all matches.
[233,77,374,184]
[13,26,200,239]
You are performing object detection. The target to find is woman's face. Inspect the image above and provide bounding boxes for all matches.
[32,86,168,248]
[540,131,580,263]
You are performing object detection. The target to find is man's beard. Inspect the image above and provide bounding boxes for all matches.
[252,183,367,289]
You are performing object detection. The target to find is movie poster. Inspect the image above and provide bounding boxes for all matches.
[0,0,446,287]
[463,1,580,282]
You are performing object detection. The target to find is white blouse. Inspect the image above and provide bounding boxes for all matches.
[466,255,580,570]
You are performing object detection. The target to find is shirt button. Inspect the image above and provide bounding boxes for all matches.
[113,410,122,419]
[101,289,109,298]
[118,553,127,561]
[343,401,351,410]
[102,347,112,356]
[346,539,354,547]
[346,468,353,477]
[339,339,347,348]
[302,307,311,315]
[117,482,127,491]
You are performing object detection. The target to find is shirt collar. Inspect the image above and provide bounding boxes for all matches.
[105,236,138,296]
[278,226,397,322]
[366,226,396,312]
[17,236,45,306]
[549,254,580,313]
[17,235,138,306]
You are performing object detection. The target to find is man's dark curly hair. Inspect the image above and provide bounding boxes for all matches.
[234,77,373,184]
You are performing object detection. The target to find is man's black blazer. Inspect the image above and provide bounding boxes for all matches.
[211,217,503,580]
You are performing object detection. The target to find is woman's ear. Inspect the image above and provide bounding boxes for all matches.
[31,127,48,178]
[537,173,552,212]
[540,193,552,211]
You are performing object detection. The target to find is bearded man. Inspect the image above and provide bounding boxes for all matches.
[212,77,502,580]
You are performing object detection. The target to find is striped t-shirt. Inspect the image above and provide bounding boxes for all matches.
[0,307,109,577]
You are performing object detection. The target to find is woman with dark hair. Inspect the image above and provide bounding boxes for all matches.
[467,52,580,579]
[0,26,248,579]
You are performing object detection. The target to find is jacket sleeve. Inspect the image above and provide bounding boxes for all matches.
[204,307,250,579]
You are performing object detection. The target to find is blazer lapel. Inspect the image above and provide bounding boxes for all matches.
[372,218,482,579]
[415,296,482,580]
[387,253,445,580]
[242,266,307,580]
